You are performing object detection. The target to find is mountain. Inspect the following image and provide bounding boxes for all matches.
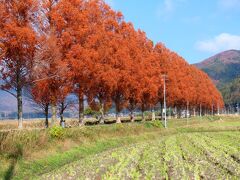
[0,91,35,113]
[195,49,240,104]
[0,91,17,112]
[195,50,240,84]
[195,50,240,85]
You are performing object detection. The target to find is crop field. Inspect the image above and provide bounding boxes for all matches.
[42,131,240,180]
[1,116,240,179]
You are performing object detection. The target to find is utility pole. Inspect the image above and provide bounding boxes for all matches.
[162,75,167,128]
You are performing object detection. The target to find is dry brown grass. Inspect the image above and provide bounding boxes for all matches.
[0,119,45,130]
[0,118,80,130]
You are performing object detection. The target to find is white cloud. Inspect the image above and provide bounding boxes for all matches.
[157,0,187,19]
[218,0,240,10]
[196,33,240,53]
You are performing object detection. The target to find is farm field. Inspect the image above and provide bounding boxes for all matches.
[0,116,240,179]
[42,131,240,179]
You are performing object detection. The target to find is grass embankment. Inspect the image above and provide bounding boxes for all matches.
[0,121,163,179]
[0,116,239,179]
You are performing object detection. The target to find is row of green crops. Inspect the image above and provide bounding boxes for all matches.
[41,131,240,180]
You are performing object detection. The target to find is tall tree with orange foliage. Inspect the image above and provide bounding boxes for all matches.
[31,80,51,127]
[154,42,224,118]
[135,32,160,120]
[30,0,60,126]
[34,0,83,125]
[0,0,38,128]
[66,0,111,124]
[66,0,125,123]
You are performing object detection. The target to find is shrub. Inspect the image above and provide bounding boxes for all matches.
[207,116,221,121]
[152,120,163,128]
[49,126,65,139]
[144,120,163,128]
[84,107,101,118]
[144,122,152,128]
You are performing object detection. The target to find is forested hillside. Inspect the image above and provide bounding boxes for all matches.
[220,77,240,105]
[195,50,240,84]
[195,50,240,106]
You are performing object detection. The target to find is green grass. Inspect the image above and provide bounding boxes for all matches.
[0,115,240,179]
[15,133,163,179]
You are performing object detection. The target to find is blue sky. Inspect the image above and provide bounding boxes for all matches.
[105,0,240,64]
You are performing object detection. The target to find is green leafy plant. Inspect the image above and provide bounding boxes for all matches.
[152,120,163,128]
[49,126,65,139]
[144,120,163,128]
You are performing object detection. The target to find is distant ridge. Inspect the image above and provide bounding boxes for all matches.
[195,49,240,104]
[195,50,240,84]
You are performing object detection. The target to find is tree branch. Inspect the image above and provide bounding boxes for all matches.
[1,89,17,98]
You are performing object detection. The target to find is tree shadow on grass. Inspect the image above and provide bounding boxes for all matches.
[4,160,16,180]
[4,144,23,180]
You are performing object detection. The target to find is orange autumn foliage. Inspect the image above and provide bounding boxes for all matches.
[1,0,224,125]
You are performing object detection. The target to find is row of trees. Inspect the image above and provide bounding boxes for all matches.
[0,0,224,128]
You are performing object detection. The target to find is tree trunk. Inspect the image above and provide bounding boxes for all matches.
[174,107,177,119]
[160,103,163,120]
[17,87,23,129]
[199,104,202,117]
[99,102,105,124]
[79,94,84,126]
[169,107,172,119]
[60,102,64,127]
[45,104,49,128]
[115,101,121,123]
[116,112,121,123]
[212,104,214,116]
[177,108,181,119]
[51,103,57,126]
[152,108,156,121]
[237,103,240,115]
[142,111,145,121]
[130,109,135,122]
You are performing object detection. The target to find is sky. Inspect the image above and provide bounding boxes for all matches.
[105,0,240,64]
